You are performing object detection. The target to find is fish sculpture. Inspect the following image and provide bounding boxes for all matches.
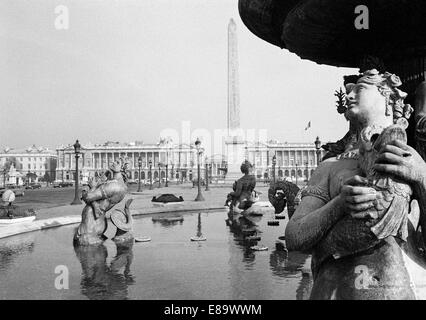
[313,122,412,263]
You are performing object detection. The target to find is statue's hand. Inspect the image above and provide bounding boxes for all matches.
[88,176,96,189]
[339,175,377,218]
[373,140,426,189]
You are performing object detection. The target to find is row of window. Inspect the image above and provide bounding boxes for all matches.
[2,157,49,162]
[15,164,46,170]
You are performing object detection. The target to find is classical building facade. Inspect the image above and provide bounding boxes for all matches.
[55,139,324,184]
[0,145,57,186]
[246,141,325,183]
[56,140,213,183]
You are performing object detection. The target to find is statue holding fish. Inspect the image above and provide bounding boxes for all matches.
[286,69,426,300]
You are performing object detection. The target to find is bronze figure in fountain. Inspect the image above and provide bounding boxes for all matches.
[73,159,133,246]
[225,160,258,214]
[286,70,426,299]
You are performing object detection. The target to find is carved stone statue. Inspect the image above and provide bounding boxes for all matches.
[225,160,257,213]
[268,180,300,218]
[1,189,36,219]
[285,69,426,299]
[314,123,412,262]
[73,159,131,246]
[108,199,134,243]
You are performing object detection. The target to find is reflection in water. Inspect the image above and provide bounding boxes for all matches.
[296,271,313,300]
[0,234,35,273]
[74,241,134,300]
[152,220,184,228]
[0,212,311,300]
[226,211,261,265]
[269,250,312,300]
[196,212,203,237]
[226,209,312,299]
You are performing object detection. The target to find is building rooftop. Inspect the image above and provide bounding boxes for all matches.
[0,145,56,155]
[56,140,195,151]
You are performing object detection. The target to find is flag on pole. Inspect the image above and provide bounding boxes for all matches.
[304,121,311,131]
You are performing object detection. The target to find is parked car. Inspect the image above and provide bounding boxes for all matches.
[26,183,42,189]
[52,181,73,188]
[60,181,74,187]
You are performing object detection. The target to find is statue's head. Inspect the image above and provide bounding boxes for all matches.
[345,69,413,128]
[240,160,253,174]
[109,160,122,173]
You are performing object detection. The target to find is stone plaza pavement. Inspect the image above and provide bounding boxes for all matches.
[0,184,273,239]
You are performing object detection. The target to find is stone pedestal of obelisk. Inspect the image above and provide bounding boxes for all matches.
[225,19,245,183]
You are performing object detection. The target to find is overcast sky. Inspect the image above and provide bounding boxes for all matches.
[0,0,357,150]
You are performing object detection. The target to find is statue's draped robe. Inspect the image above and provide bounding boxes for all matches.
[416,115,426,161]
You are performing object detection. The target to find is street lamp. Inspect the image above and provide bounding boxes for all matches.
[209,163,212,185]
[166,145,170,187]
[272,154,276,185]
[194,138,204,201]
[2,167,6,188]
[315,136,322,166]
[137,156,142,192]
[71,140,82,205]
[295,162,299,186]
[305,161,309,185]
[149,160,153,190]
[158,163,161,188]
[171,161,174,184]
[205,156,210,191]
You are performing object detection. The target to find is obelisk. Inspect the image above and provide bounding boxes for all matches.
[228,18,240,134]
[225,18,245,182]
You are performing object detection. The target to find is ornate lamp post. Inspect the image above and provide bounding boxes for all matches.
[149,160,153,190]
[165,146,169,188]
[315,136,322,166]
[194,138,205,201]
[171,161,174,184]
[305,161,309,185]
[2,167,6,188]
[205,156,210,191]
[295,162,299,186]
[272,154,276,185]
[158,163,161,188]
[71,140,82,205]
[137,156,142,192]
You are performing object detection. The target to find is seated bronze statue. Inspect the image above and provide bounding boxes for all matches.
[225,161,257,212]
